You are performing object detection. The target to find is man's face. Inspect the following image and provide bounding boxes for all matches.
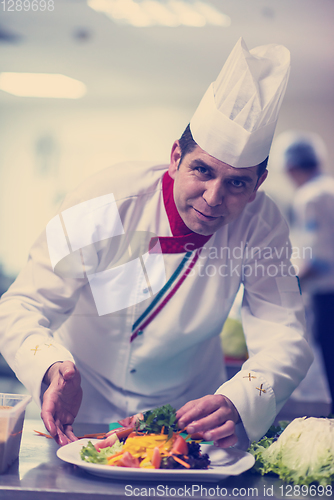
[168,142,268,236]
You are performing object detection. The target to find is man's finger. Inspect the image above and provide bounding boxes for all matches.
[56,427,71,446]
[53,418,70,447]
[176,400,198,420]
[42,413,58,438]
[214,433,238,448]
[185,409,229,435]
[64,425,78,442]
[177,395,224,429]
[202,419,236,442]
[41,396,58,438]
[59,361,76,381]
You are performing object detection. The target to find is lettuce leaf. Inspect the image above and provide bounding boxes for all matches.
[80,439,123,464]
[249,417,334,486]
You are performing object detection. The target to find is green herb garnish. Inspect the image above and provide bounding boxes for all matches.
[136,404,177,439]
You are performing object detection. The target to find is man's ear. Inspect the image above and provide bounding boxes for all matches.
[168,140,181,179]
[248,170,268,203]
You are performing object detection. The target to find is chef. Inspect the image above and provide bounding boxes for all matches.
[281,131,334,414]
[0,38,313,448]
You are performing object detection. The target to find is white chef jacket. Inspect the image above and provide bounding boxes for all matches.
[0,161,313,442]
[291,174,334,293]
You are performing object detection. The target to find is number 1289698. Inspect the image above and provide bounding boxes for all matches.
[279,484,332,497]
[1,0,54,11]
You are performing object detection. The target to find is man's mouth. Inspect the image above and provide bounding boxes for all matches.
[192,207,220,221]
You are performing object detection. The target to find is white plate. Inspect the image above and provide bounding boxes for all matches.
[57,439,255,481]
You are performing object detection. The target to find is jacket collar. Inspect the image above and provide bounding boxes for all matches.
[150,171,212,254]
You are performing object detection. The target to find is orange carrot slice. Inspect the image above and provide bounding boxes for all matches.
[34,430,53,439]
[171,455,191,468]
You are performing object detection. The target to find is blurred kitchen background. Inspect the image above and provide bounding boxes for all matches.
[0,0,333,419]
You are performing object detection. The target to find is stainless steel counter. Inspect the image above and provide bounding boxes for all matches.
[0,419,330,499]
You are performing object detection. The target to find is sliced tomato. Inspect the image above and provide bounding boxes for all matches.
[94,432,117,451]
[152,447,161,469]
[117,451,140,468]
[118,413,144,427]
[118,416,133,427]
[171,435,188,455]
[105,427,123,437]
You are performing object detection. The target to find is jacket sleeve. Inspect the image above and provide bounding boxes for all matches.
[0,194,90,407]
[215,196,314,443]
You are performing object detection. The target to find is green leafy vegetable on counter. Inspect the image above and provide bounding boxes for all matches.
[80,439,123,464]
[136,404,178,439]
[249,417,334,486]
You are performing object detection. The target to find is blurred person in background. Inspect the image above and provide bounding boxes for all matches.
[283,131,334,414]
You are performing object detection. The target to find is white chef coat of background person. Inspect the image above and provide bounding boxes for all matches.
[277,131,334,414]
[0,38,313,447]
[282,132,334,293]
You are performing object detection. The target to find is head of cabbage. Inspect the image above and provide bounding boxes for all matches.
[249,417,334,486]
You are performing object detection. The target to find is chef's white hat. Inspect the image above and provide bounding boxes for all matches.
[190,38,290,168]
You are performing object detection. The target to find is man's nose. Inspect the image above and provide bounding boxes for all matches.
[202,180,224,207]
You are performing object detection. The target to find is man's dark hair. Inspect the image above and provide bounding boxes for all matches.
[284,141,318,171]
[179,124,268,178]
[178,124,197,164]
[257,156,268,178]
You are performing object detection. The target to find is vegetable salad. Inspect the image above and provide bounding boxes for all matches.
[80,404,210,470]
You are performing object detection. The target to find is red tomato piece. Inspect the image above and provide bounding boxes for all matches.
[171,435,188,455]
[118,413,144,427]
[117,451,140,468]
[94,432,117,451]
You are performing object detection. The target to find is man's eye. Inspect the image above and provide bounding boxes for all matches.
[230,179,244,188]
[195,167,209,175]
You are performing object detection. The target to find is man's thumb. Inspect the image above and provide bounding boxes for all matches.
[60,361,76,380]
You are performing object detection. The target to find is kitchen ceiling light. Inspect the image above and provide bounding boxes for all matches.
[88,0,231,28]
[0,73,87,99]
[194,2,231,27]
[141,0,179,27]
[168,0,205,27]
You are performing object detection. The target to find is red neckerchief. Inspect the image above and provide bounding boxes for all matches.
[150,171,212,253]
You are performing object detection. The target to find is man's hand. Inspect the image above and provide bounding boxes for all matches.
[176,394,240,448]
[41,361,83,446]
